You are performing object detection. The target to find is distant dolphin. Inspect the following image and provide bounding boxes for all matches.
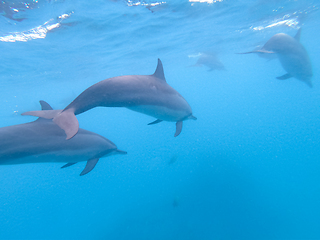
[22,59,196,139]
[189,52,225,71]
[239,28,313,87]
[1,101,126,176]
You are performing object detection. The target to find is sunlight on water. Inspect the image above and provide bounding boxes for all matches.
[189,0,222,3]
[126,0,166,8]
[252,4,319,31]
[0,12,73,42]
[252,18,299,31]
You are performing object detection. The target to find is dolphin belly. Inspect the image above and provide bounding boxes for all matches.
[0,147,104,165]
[0,152,86,165]
[278,53,313,81]
[127,105,189,122]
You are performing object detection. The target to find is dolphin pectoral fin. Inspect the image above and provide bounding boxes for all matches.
[53,108,79,140]
[255,50,275,54]
[237,50,275,54]
[174,121,183,137]
[21,109,61,119]
[61,162,77,169]
[276,73,292,80]
[80,158,99,176]
[148,119,163,125]
[236,51,254,54]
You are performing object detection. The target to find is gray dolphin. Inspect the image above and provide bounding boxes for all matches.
[189,52,225,71]
[1,101,126,176]
[239,28,313,87]
[22,59,196,139]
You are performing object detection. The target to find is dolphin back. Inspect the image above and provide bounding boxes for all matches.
[7,101,127,176]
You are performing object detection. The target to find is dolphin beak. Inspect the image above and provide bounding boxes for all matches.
[188,115,197,120]
[115,149,127,155]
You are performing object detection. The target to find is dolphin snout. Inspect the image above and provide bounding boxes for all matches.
[188,115,197,120]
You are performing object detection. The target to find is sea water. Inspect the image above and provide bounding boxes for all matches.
[0,0,320,239]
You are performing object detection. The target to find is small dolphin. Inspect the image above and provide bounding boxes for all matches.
[168,154,178,165]
[1,101,126,176]
[22,59,196,139]
[173,196,180,207]
[189,52,225,71]
[239,28,313,87]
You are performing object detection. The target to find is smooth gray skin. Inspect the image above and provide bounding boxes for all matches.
[23,59,196,139]
[240,28,313,88]
[190,52,225,71]
[1,101,126,176]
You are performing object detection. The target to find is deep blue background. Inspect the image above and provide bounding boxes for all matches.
[0,0,320,239]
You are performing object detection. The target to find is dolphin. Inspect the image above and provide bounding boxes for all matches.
[22,59,196,139]
[1,101,126,176]
[239,28,313,87]
[189,52,225,71]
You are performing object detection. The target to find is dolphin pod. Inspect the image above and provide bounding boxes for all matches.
[239,28,313,87]
[22,59,197,139]
[3,29,314,176]
[0,101,126,176]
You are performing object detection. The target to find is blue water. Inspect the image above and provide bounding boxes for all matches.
[1,0,320,239]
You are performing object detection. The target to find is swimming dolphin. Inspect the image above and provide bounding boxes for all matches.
[22,59,196,139]
[189,52,225,71]
[239,28,313,87]
[1,101,126,176]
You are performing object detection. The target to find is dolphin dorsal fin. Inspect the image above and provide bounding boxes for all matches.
[152,59,166,82]
[35,100,54,122]
[39,100,53,110]
[294,28,301,42]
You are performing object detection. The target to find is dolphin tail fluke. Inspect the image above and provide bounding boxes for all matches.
[22,109,62,119]
[174,121,183,137]
[22,108,78,140]
[276,73,292,80]
[53,108,79,140]
[61,162,77,169]
[80,158,99,176]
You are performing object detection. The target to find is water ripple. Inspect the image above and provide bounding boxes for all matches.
[0,12,73,42]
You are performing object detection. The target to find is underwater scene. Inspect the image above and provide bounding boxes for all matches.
[1,0,320,239]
